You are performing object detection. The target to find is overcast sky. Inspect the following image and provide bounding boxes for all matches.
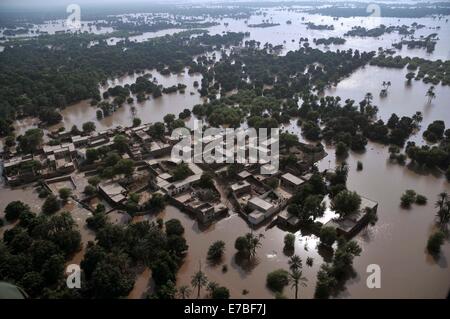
[0,0,223,6]
[0,0,207,10]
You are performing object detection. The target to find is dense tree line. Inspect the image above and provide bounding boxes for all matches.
[0,208,81,298]
[370,54,450,86]
[0,31,246,136]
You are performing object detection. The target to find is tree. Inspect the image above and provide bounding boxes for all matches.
[314,264,336,299]
[113,159,134,176]
[58,188,72,202]
[415,194,427,205]
[235,236,249,254]
[234,232,265,258]
[17,129,44,153]
[283,233,295,251]
[211,286,230,299]
[88,176,101,187]
[302,195,326,220]
[5,135,15,148]
[172,163,191,181]
[41,254,65,284]
[289,269,307,299]
[82,121,96,133]
[357,161,363,171]
[288,255,302,272]
[19,271,44,297]
[4,201,30,222]
[70,125,81,135]
[152,255,177,287]
[103,152,121,167]
[90,260,134,298]
[113,135,128,153]
[207,241,226,261]
[247,232,264,258]
[96,109,103,119]
[163,114,176,126]
[191,263,208,299]
[405,72,415,83]
[331,190,361,216]
[280,132,299,148]
[86,148,100,163]
[155,280,177,299]
[149,122,165,139]
[165,219,184,237]
[206,282,219,297]
[426,86,436,103]
[153,86,162,98]
[198,172,215,189]
[427,231,445,256]
[167,234,188,259]
[42,195,60,215]
[335,142,349,158]
[400,189,416,208]
[319,227,337,247]
[86,212,107,231]
[364,92,373,106]
[133,117,142,127]
[172,119,185,129]
[178,285,191,299]
[266,269,289,293]
[423,120,445,142]
[435,192,450,229]
[146,193,166,211]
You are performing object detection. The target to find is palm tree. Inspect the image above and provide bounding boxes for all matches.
[178,285,191,299]
[380,81,391,97]
[288,255,303,272]
[289,269,308,299]
[246,232,264,258]
[435,192,448,211]
[412,111,423,127]
[206,281,219,297]
[364,92,373,106]
[426,86,436,103]
[435,192,450,230]
[436,208,450,230]
[191,262,208,299]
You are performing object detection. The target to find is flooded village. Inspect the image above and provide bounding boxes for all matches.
[1,0,450,300]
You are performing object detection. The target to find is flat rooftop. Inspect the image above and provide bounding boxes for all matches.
[282,172,305,186]
[231,180,250,192]
[248,196,274,212]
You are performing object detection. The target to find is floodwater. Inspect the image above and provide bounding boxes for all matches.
[0,19,114,42]
[49,67,203,132]
[206,9,450,60]
[129,63,450,299]
[135,206,324,299]
[1,8,450,298]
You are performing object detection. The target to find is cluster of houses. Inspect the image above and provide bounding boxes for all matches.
[228,168,314,226]
[1,121,378,237]
[1,123,179,185]
[122,124,174,160]
[145,158,228,224]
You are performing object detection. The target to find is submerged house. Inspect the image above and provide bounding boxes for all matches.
[280,172,305,191]
[246,190,287,226]
[322,196,378,238]
[98,183,127,206]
